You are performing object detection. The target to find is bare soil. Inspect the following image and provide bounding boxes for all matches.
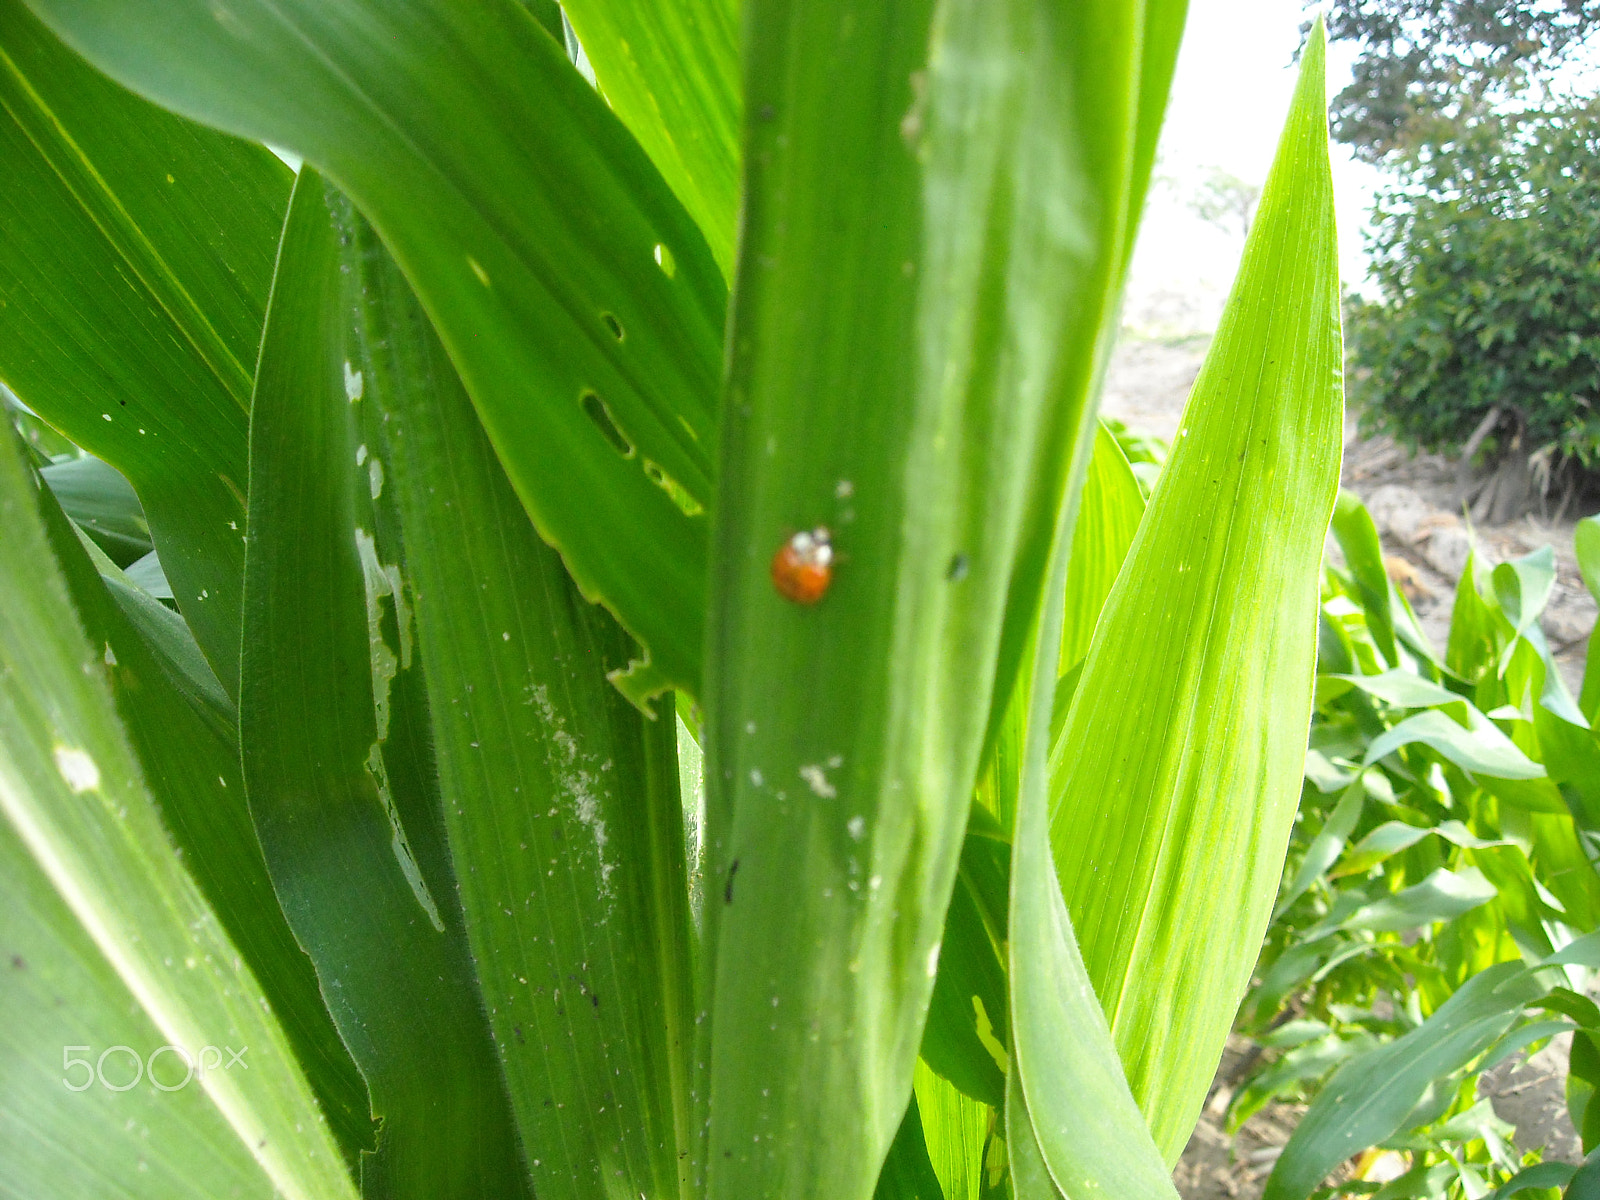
[1098,334,1594,1197]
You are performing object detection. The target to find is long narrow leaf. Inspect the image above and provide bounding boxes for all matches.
[40,456,151,566]
[0,411,355,1199]
[27,0,727,702]
[560,0,741,276]
[1008,474,1178,1200]
[1047,23,1343,1159]
[1264,962,1547,1200]
[0,0,292,694]
[30,458,371,1160]
[874,1094,947,1200]
[914,1061,993,1200]
[343,188,696,1200]
[700,0,1172,1195]
[1059,423,1146,672]
[241,171,531,1196]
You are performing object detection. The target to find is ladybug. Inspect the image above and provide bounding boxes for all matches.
[771,527,834,604]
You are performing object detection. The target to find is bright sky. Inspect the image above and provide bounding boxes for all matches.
[1125,0,1382,332]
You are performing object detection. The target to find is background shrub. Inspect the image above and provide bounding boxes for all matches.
[1349,103,1600,469]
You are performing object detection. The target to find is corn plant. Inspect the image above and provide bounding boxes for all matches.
[1232,498,1600,1200]
[0,1,1342,1196]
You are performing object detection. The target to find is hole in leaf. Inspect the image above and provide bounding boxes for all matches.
[601,312,624,341]
[582,391,634,458]
[642,459,704,518]
[653,243,676,278]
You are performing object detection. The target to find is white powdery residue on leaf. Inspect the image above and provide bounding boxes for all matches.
[343,361,364,402]
[527,684,615,898]
[799,763,837,799]
[53,746,100,793]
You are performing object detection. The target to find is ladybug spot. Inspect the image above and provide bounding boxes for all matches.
[581,391,634,458]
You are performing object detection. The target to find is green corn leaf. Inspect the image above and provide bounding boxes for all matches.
[27,0,727,704]
[1264,961,1547,1200]
[976,667,1031,838]
[874,1093,947,1200]
[2,381,77,461]
[1516,625,1589,731]
[1008,526,1180,1200]
[980,0,1186,763]
[1448,550,1504,685]
[73,531,233,740]
[1004,1067,1065,1200]
[40,456,151,567]
[341,187,696,1200]
[1047,20,1342,1161]
[1059,423,1146,673]
[914,1060,993,1200]
[1329,496,1441,670]
[1525,809,1600,932]
[1,824,301,1198]
[1575,517,1600,721]
[1492,547,1557,653]
[1363,709,1546,780]
[1330,491,1399,667]
[1484,1160,1582,1200]
[1276,774,1367,917]
[0,0,293,695]
[699,0,1174,1193]
[1241,940,1345,1029]
[1227,1034,1376,1132]
[1333,819,1505,877]
[124,548,174,600]
[1327,866,1499,934]
[559,0,741,277]
[920,815,1011,1109]
[30,453,372,1162]
[1541,930,1600,970]
[0,408,355,1198]
[1480,1019,1581,1073]
[241,171,532,1196]
[1330,669,1465,710]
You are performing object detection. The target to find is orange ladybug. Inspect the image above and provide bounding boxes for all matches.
[771,527,834,604]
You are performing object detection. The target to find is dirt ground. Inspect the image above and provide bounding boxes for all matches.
[1099,334,1595,1198]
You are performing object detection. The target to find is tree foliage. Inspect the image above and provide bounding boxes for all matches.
[1348,103,1600,475]
[1323,0,1600,159]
